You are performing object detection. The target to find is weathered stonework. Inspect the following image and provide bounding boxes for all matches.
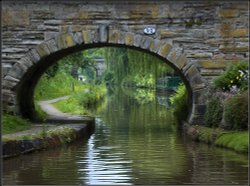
[1,0,249,125]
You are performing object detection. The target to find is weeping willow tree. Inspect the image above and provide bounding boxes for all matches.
[103,47,128,85]
[103,47,174,88]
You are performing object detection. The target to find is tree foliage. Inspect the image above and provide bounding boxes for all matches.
[103,47,174,87]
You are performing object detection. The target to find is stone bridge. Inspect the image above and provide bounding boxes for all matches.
[1,0,249,124]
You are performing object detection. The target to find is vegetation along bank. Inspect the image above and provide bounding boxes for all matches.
[179,61,248,154]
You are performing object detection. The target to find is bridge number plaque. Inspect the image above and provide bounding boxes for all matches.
[143,27,156,35]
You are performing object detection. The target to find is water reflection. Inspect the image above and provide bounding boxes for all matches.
[2,87,248,185]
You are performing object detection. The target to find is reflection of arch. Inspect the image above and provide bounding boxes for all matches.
[2,26,207,124]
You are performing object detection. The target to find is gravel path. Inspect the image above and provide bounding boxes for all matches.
[38,95,84,120]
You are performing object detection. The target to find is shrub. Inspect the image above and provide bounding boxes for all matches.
[214,61,248,92]
[204,96,223,128]
[224,91,248,130]
[169,83,188,123]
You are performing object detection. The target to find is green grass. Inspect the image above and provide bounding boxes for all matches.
[53,84,107,116]
[195,126,227,144]
[2,113,32,135]
[215,131,248,153]
[34,71,79,101]
[194,125,248,153]
[53,94,87,115]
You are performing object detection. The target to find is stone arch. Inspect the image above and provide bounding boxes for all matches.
[2,26,208,124]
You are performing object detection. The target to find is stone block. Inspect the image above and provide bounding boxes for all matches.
[200,69,224,76]
[221,28,248,38]
[73,32,84,45]
[167,47,183,64]
[182,63,193,74]
[198,60,226,69]
[190,82,206,91]
[185,65,200,82]
[190,52,213,59]
[99,25,108,43]
[4,75,20,83]
[149,39,161,53]
[2,79,18,89]
[46,39,58,53]
[125,32,135,46]
[17,57,33,68]
[82,30,92,44]
[219,44,249,52]
[193,88,208,104]
[205,39,221,46]
[230,29,248,37]
[219,9,239,18]
[27,49,41,64]
[117,31,125,44]
[190,74,205,88]
[158,42,172,58]
[2,11,30,26]
[93,29,100,43]
[140,36,153,50]
[7,62,27,80]
[174,54,187,69]
[159,30,174,38]
[44,32,58,40]
[56,34,67,49]
[134,34,143,47]
[108,29,119,44]
[65,33,76,47]
[36,43,51,59]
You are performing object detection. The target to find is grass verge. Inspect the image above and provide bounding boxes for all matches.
[194,125,248,153]
[215,131,248,153]
[2,113,32,135]
[53,84,107,116]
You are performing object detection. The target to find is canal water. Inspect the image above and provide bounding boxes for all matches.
[2,87,248,185]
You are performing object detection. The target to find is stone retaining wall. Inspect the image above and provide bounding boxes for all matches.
[2,123,95,159]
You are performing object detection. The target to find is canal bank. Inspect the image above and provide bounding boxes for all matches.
[183,122,248,154]
[2,96,95,159]
[2,87,248,185]
[2,122,95,159]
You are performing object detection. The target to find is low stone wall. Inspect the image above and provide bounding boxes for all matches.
[2,123,95,159]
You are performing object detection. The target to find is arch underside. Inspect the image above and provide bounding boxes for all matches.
[2,27,208,125]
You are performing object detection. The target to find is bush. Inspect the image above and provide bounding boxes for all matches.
[224,91,248,130]
[169,83,188,123]
[204,96,223,128]
[214,61,248,92]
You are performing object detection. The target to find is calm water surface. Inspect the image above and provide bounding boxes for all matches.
[3,88,248,185]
